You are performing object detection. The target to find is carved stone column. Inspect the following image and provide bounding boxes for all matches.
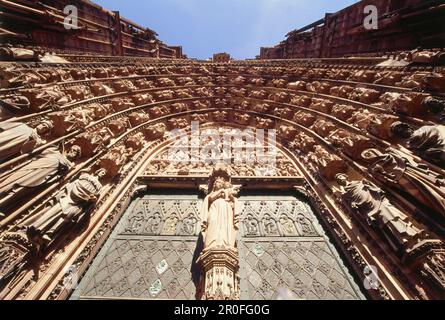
[196,246,240,300]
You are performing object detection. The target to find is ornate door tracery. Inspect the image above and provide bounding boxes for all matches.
[71,192,202,300]
[71,189,364,300]
[236,193,364,300]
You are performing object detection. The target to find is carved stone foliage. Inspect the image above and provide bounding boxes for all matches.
[0,235,31,283]
[421,250,445,291]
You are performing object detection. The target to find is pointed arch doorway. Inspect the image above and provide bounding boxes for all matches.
[70,124,365,300]
[70,185,364,300]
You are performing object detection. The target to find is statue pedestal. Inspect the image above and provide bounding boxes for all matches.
[196,246,240,300]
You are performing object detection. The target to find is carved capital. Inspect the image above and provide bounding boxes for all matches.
[196,247,240,300]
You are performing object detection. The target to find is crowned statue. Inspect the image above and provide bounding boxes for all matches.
[197,164,241,300]
[200,164,240,251]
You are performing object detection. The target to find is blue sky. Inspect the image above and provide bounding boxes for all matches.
[93,0,358,59]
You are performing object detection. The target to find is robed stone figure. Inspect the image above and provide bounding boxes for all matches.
[0,120,53,161]
[24,169,106,248]
[362,148,445,217]
[335,174,424,254]
[0,146,80,208]
[201,166,239,250]
[407,125,445,168]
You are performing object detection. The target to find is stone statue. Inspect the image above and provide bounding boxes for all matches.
[329,85,354,98]
[24,169,105,250]
[0,67,44,88]
[293,111,316,127]
[407,125,445,167]
[71,127,114,158]
[0,47,40,61]
[21,87,71,112]
[331,104,355,121]
[201,165,239,250]
[144,123,167,141]
[48,110,92,137]
[110,98,135,112]
[256,117,274,129]
[347,109,373,131]
[424,73,445,93]
[309,145,346,180]
[290,132,316,153]
[213,111,228,122]
[244,214,260,236]
[98,145,133,178]
[311,119,336,137]
[362,148,445,217]
[388,92,430,117]
[0,120,53,161]
[374,71,404,86]
[125,132,146,152]
[191,113,209,122]
[328,129,372,160]
[0,146,80,207]
[279,214,298,236]
[234,113,251,125]
[1,95,31,114]
[349,87,381,104]
[366,114,400,140]
[128,111,150,127]
[309,98,333,114]
[334,174,424,253]
[279,125,298,140]
[181,213,198,235]
[291,95,312,107]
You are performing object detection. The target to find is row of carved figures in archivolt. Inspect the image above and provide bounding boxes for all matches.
[1,73,443,124]
[1,58,442,93]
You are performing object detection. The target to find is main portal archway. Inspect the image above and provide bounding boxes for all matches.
[71,186,364,300]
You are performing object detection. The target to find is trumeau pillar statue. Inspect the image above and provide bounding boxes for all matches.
[196,164,240,300]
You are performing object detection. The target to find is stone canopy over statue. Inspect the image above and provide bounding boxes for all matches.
[200,164,240,250]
